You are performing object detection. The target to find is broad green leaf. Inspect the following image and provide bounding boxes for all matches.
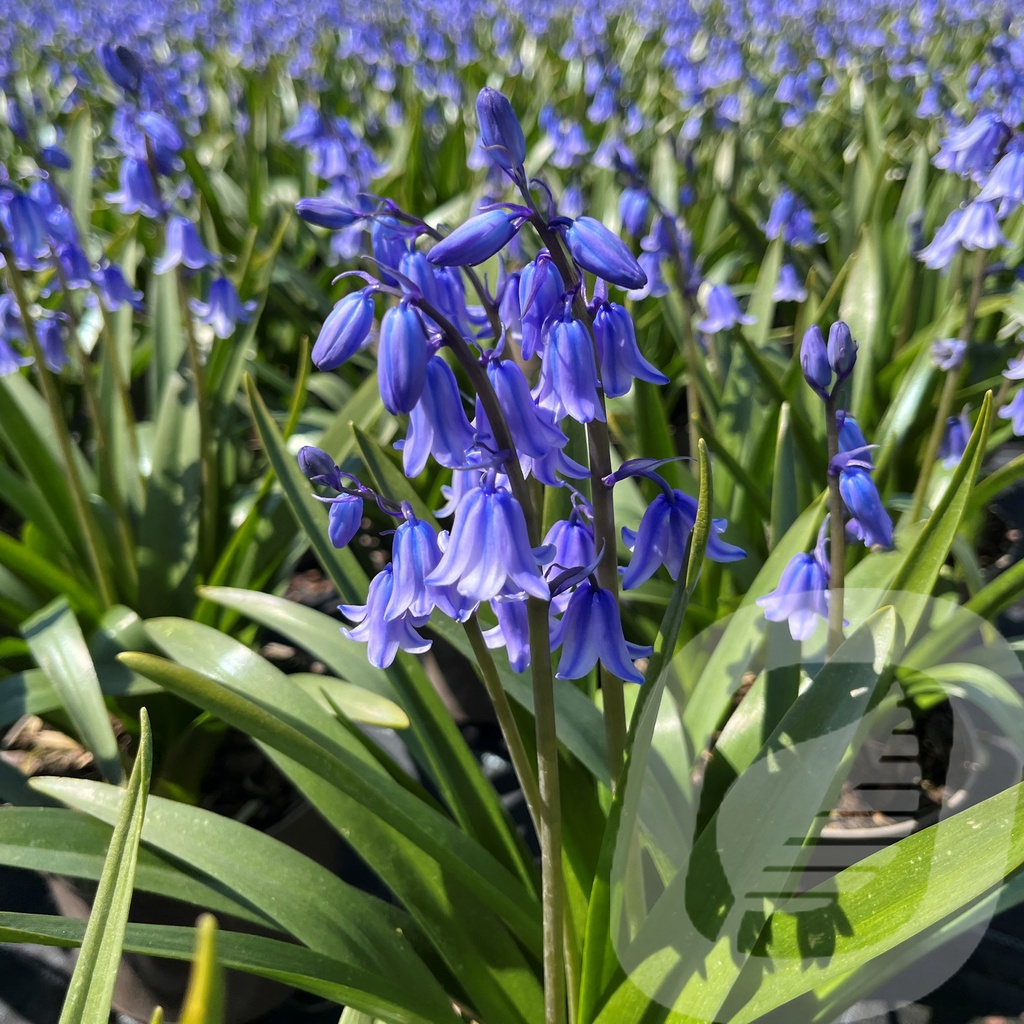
[30,778,455,1024]
[58,707,151,1024]
[0,806,276,926]
[264,747,544,1024]
[884,391,991,618]
[614,609,897,1024]
[117,650,543,951]
[196,586,535,884]
[731,778,1024,1022]
[0,913,448,1024]
[287,673,410,729]
[843,230,884,427]
[22,597,124,784]
[740,237,784,348]
[148,271,185,414]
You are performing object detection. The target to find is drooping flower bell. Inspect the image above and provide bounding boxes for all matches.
[340,564,432,669]
[550,579,652,683]
[834,457,893,549]
[400,354,476,476]
[485,356,567,460]
[483,597,531,673]
[773,263,807,302]
[757,548,831,642]
[696,284,754,333]
[621,486,745,590]
[386,509,466,622]
[938,408,971,468]
[191,277,258,339]
[534,301,604,424]
[425,470,549,603]
[592,299,669,398]
[155,216,218,274]
[518,251,563,360]
[327,493,364,549]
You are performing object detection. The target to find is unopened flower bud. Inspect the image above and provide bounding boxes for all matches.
[827,320,857,380]
[564,216,647,290]
[800,325,832,398]
[476,88,527,178]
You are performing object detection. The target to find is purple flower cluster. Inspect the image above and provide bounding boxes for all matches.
[298,89,746,679]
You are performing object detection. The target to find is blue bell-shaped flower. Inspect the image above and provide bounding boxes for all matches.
[534,303,604,424]
[327,493,364,548]
[425,472,549,603]
[378,301,428,414]
[476,87,527,180]
[550,579,651,683]
[518,252,563,360]
[312,289,376,370]
[757,551,831,642]
[592,300,668,397]
[400,355,475,475]
[340,565,432,668]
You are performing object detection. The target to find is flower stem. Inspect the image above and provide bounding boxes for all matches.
[463,613,542,834]
[824,394,845,656]
[526,593,567,1024]
[909,248,986,522]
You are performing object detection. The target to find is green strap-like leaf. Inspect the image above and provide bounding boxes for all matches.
[0,913,449,1024]
[731,778,1024,1022]
[29,777,454,1024]
[115,650,542,950]
[22,597,124,784]
[57,707,151,1024]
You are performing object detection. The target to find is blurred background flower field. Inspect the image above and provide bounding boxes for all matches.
[2,1,1024,1022]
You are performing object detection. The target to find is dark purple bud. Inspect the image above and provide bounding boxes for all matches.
[427,209,522,267]
[378,301,428,414]
[296,196,362,229]
[564,216,647,290]
[827,321,857,380]
[800,325,832,398]
[40,146,72,170]
[99,44,143,93]
[298,446,342,490]
[476,88,527,178]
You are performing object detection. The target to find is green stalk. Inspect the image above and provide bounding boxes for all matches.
[909,248,986,522]
[527,593,567,1024]
[824,393,845,657]
[463,614,541,831]
[0,239,116,606]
